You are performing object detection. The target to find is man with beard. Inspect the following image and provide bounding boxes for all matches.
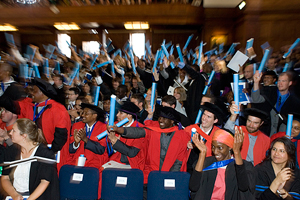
[224,105,270,166]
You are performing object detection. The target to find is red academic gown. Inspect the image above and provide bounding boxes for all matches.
[17,98,71,171]
[109,121,146,170]
[240,126,270,166]
[67,121,108,199]
[185,124,220,157]
[143,120,190,184]
[271,132,300,168]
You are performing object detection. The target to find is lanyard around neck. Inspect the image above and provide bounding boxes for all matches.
[85,123,96,139]
[33,99,49,122]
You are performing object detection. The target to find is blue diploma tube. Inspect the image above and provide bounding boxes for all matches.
[113,49,122,57]
[183,34,194,51]
[145,40,152,56]
[283,62,289,72]
[283,38,300,59]
[75,62,80,80]
[253,63,257,74]
[55,61,61,73]
[109,95,116,127]
[152,50,160,73]
[130,50,137,74]
[202,70,215,95]
[258,49,270,73]
[191,127,196,142]
[68,66,80,86]
[121,68,125,85]
[165,41,172,49]
[170,45,174,55]
[170,62,175,69]
[150,82,157,111]
[90,54,98,69]
[197,41,203,66]
[94,86,100,106]
[97,118,129,140]
[195,109,202,124]
[93,60,113,70]
[44,59,49,77]
[286,114,293,137]
[161,44,169,58]
[123,40,130,51]
[222,43,236,59]
[176,45,184,62]
[233,74,239,114]
[159,50,164,64]
[33,63,41,78]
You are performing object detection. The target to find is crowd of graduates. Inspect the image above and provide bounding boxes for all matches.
[0,35,300,200]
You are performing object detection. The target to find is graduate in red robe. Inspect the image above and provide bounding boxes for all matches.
[185,102,225,174]
[108,106,190,185]
[12,78,71,171]
[68,103,108,199]
[107,101,146,170]
[225,104,270,166]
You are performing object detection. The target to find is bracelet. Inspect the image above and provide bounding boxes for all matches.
[277,190,283,198]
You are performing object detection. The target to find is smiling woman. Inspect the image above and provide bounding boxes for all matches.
[189,128,255,200]
[1,118,59,200]
[254,137,300,200]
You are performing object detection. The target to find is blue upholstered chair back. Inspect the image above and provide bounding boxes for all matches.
[101,168,144,200]
[59,165,99,200]
[147,171,190,200]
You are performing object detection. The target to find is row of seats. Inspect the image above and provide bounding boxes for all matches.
[59,165,191,200]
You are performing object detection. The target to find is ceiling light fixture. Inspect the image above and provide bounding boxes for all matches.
[54,22,80,30]
[238,1,246,9]
[0,24,18,31]
[124,22,149,30]
[17,0,40,4]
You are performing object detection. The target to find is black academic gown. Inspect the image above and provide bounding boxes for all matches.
[189,156,255,200]
[254,160,300,200]
[3,143,60,200]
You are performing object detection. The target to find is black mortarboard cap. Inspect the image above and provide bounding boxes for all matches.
[159,106,181,122]
[81,103,105,122]
[33,77,57,99]
[119,101,140,115]
[244,108,268,121]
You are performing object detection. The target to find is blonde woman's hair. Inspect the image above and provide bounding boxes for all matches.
[175,87,187,102]
[16,118,46,145]
[215,60,228,74]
